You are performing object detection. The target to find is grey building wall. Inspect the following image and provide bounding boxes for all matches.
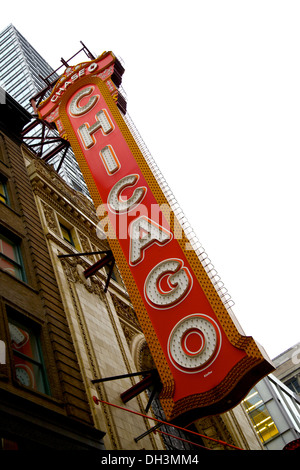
[272,342,300,397]
[0,24,90,198]
[243,373,300,450]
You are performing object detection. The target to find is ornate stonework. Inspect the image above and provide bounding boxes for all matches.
[25,149,263,451]
[40,200,60,235]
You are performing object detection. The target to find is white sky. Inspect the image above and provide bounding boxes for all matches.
[1,1,300,359]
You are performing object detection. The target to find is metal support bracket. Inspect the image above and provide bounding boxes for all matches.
[57,250,115,292]
[91,370,156,385]
[91,369,161,415]
[120,369,162,413]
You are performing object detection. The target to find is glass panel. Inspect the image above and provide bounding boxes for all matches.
[243,389,263,410]
[0,181,7,204]
[9,322,36,357]
[8,321,47,394]
[0,236,23,279]
[249,405,279,442]
[1,438,19,450]
[285,376,300,394]
[281,392,300,432]
[243,388,279,444]
[60,224,74,246]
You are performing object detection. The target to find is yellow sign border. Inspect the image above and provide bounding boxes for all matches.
[56,74,272,421]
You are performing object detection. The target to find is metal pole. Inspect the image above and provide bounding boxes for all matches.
[91,370,156,384]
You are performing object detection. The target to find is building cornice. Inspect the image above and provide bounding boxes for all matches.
[25,149,99,228]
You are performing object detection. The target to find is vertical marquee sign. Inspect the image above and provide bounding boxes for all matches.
[37,52,273,424]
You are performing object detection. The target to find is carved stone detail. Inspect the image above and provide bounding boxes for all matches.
[41,200,59,234]
[80,233,92,253]
[111,294,140,330]
[59,254,158,449]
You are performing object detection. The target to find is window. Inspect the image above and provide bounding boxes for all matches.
[60,223,75,246]
[0,178,9,205]
[8,315,50,395]
[104,263,118,283]
[0,438,19,450]
[285,376,300,395]
[0,233,26,281]
[242,388,279,444]
[59,222,81,251]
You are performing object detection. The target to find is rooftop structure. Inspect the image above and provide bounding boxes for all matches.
[0,24,90,197]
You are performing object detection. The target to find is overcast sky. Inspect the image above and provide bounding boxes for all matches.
[1,1,300,360]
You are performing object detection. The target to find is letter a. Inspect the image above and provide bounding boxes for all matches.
[129,216,172,265]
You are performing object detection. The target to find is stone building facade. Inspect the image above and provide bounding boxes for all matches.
[26,149,166,450]
[25,145,263,450]
[0,93,105,450]
[0,89,264,451]
[272,343,300,397]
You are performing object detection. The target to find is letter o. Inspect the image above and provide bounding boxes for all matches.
[167,314,221,373]
[88,63,98,73]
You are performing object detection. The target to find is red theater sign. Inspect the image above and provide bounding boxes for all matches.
[37,52,273,423]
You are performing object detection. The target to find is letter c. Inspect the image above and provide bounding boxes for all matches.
[69,86,99,116]
[108,174,146,213]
